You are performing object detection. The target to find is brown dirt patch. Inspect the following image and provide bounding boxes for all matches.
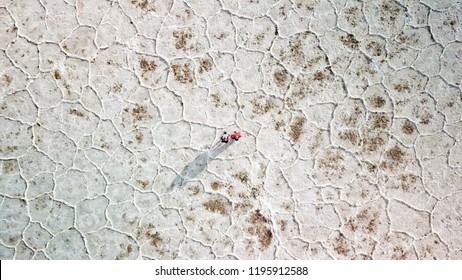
[371,114,390,130]
[188,185,201,196]
[112,83,123,92]
[402,119,416,135]
[148,231,163,248]
[380,1,402,23]
[394,83,410,93]
[139,0,148,10]
[250,185,262,199]
[288,37,304,61]
[345,103,364,126]
[210,93,222,107]
[290,116,305,142]
[333,233,351,256]
[115,243,136,260]
[140,58,156,73]
[341,34,359,49]
[69,108,85,117]
[233,171,249,184]
[211,181,223,190]
[278,220,287,232]
[369,95,386,108]
[54,70,62,80]
[396,174,418,192]
[420,112,432,125]
[126,105,152,121]
[203,197,229,215]
[339,130,358,145]
[344,7,360,27]
[173,30,192,50]
[362,135,386,152]
[318,150,345,169]
[248,210,273,250]
[3,75,12,85]
[366,41,383,57]
[234,200,253,214]
[346,209,380,235]
[273,70,288,87]
[135,131,143,144]
[386,146,405,162]
[171,62,194,84]
[251,97,276,116]
[392,246,411,260]
[367,163,377,173]
[136,179,149,190]
[313,70,333,83]
[274,120,285,131]
[198,58,212,74]
[131,0,155,12]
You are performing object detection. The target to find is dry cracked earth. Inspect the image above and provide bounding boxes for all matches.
[1,0,462,260]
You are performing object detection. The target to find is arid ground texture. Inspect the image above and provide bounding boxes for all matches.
[0,0,461,259]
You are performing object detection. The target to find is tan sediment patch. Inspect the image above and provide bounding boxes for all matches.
[394,83,410,93]
[137,225,163,248]
[131,0,144,10]
[386,146,405,162]
[340,130,358,144]
[394,173,419,192]
[140,58,157,73]
[344,100,365,127]
[369,114,390,130]
[365,41,384,57]
[419,112,432,125]
[278,220,287,232]
[135,131,144,144]
[198,58,212,74]
[333,232,353,257]
[136,179,149,190]
[248,210,273,250]
[402,119,416,135]
[125,105,152,121]
[2,75,12,85]
[318,151,344,169]
[344,6,361,27]
[361,134,386,152]
[313,70,333,83]
[112,83,123,93]
[274,120,285,131]
[233,171,249,184]
[341,34,359,49]
[147,231,164,248]
[203,197,230,215]
[290,116,305,142]
[173,30,192,50]
[69,108,85,117]
[250,96,276,116]
[187,185,201,196]
[210,92,230,108]
[369,95,386,108]
[234,200,253,215]
[53,70,62,80]
[273,69,289,87]
[210,181,223,191]
[171,62,194,84]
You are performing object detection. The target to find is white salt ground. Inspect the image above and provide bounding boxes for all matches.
[0,0,461,260]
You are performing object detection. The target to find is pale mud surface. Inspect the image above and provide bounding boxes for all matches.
[0,0,462,260]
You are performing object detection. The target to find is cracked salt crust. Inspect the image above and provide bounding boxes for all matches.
[0,0,461,260]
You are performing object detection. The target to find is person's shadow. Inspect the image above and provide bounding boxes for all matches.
[167,140,234,192]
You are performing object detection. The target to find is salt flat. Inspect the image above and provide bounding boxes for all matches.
[0,0,461,260]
